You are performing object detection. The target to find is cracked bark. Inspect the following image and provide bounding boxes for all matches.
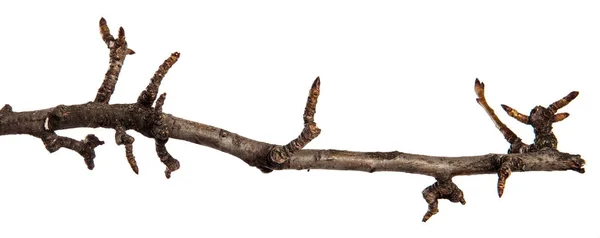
[0,18,586,222]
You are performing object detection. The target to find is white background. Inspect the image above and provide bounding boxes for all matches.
[0,1,598,237]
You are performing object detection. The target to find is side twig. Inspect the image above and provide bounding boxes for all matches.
[115,125,138,174]
[269,77,322,165]
[152,93,180,179]
[474,79,528,153]
[95,18,135,104]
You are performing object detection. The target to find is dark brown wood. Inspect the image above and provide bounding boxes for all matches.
[95,18,135,104]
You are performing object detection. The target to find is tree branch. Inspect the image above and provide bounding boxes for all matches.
[95,17,135,104]
[115,125,138,174]
[269,77,321,165]
[0,18,585,222]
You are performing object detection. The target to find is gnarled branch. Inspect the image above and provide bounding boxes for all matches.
[0,19,585,222]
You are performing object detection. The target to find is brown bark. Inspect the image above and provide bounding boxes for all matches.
[0,18,585,222]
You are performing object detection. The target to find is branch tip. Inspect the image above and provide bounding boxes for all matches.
[118,26,125,40]
[99,17,114,47]
[126,144,139,174]
[303,76,321,125]
[549,91,579,113]
[501,104,529,124]
[171,51,181,60]
[474,78,484,96]
[156,140,180,179]
[553,112,570,123]
[497,166,511,198]
[568,91,579,100]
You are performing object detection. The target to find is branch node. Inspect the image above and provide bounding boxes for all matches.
[269,77,321,164]
[422,178,465,222]
[0,104,12,116]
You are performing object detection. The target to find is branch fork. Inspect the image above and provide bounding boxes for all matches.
[97,19,182,177]
[475,79,580,198]
[33,19,183,177]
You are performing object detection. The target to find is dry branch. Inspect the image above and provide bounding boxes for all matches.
[0,19,586,222]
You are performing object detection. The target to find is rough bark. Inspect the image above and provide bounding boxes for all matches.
[0,18,585,222]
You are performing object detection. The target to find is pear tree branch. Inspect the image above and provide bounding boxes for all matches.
[0,19,585,222]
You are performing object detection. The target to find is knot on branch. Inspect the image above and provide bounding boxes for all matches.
[269,77,321,164]
[152,93,180,178]
[0,104,12,116]
[422,178,466,222]
[44,105,68,131]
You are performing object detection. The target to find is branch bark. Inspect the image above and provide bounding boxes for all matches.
[0,18,586,222]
